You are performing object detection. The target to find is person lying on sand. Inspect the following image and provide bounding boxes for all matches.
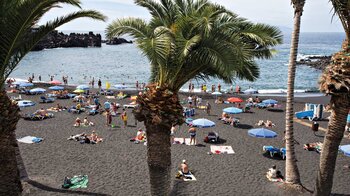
[34,108,48,116]
[265,120,275,128]
[67,133,86,141]
[266,165,283,182]
[89,131,103,143]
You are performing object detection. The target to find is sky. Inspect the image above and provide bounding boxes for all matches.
[40,0,343,32]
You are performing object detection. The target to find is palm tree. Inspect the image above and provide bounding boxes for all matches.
[0,0,105,195]
[284,0,305,186]
[315,0,350,195]
[107,0,282,195]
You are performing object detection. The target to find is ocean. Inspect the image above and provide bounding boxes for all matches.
[10,32,345,92]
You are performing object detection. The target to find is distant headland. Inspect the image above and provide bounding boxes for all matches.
[31,28,132,51]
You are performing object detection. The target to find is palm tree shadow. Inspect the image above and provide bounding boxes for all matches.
[25,179,109,196]
[170,179,189,196]
[262,152,285,161]
[236,124,254,129]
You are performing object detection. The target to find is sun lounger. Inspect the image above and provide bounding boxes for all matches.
[263,146,285,159]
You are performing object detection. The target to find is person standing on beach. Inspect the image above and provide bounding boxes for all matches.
[121,109,128,128]
[206,101,211,115]
[38,75,41,81]
[136,81,139,90]
[188,126,197,145]
[91,77,95,88]
[106,110,112,126]
[98,79,102,89]
[203,84,207,93]
[170,124,176,144]
[50,75,54,81]
[218,83,221,92]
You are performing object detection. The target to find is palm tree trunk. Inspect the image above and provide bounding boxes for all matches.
[0,87,22,195]
[145,123,172,196]
[315,94,350,196]
[285,3,303,185]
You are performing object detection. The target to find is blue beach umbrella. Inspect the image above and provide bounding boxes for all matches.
[49,86,64,91]
[248,128,277,138]
[76,85,89,90]
[262,99,278,105]
[29,88,46,93]
[339,145,350,157]
[17,100,36,107]
[19,82,34,87]
[223,107,243,114]
[192,118,215,128]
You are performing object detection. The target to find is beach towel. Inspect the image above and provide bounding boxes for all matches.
[62,175,88,189]
[176,171,197,181]
[17,136,43,144]
[105,96,116,99]
[210,145,235,154]
[174,138,192,145]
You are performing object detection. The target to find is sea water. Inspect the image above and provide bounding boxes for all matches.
[10,32,345,91]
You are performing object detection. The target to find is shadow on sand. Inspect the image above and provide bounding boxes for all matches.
[25,179,109,196]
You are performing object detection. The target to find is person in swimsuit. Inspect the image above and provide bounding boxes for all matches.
[180,160,189,175]
[188,126,197,145]
[170,124,176,144]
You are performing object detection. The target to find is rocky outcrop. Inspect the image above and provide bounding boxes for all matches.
[296,56,331,70]
[32,31,102,51]
[104,37,132,45]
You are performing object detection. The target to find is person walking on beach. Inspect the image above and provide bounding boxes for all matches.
[98,79,102,89]
[206,101,211,115]
[121,109,128,128]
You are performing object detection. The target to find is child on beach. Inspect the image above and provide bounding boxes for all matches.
[83,117,94,126]
[121,109,128,128]
[74,117,82,127]
[106,110,112,126]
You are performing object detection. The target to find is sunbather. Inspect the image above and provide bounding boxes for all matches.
[266,165,277,179]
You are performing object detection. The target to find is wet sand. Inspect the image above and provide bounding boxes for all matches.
[11,88,350,196]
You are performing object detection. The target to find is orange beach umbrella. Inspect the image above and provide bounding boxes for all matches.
[227,97,243,103]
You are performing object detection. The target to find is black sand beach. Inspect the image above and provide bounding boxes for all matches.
[11,88,350,196]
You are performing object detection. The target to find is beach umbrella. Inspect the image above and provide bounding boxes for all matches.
[19,82,34,87]
[339,145,350,157]
[192,118,215,128]
[49,86,64,91]
[49,80,62,85]
[76,85,89,90]
[223,107,243,114]
[73,89,85,93]
[227,97,243,103]
[17,100,35,107]
[244,88,258,94]
[114,84,127,89]
[29,88,46,93]
[262,99,278,105]
[248,128,277,138]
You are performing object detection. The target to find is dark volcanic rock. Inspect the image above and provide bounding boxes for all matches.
[296,55,331,70]
[32,31,102,51]
[104,37,132,45]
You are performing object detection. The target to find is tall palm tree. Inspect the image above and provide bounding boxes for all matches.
[315,0,350,195]
[284,0,305,185]
[0,0,105,195]
[107,0,282,195]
